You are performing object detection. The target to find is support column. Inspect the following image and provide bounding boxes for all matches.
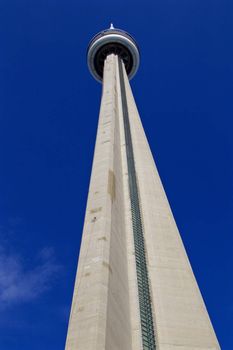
[65,54,132,350]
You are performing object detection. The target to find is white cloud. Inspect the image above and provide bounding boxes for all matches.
[0,246,61,306]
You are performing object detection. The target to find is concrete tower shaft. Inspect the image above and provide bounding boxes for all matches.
[65,27,220,350]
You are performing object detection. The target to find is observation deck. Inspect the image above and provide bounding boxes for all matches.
[87,24,140,82]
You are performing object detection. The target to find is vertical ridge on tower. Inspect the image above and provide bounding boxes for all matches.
[118,57,156,350]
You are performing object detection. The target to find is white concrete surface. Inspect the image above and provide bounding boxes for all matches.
[65,54,220,350]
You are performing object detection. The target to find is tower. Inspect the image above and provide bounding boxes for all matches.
[65,25,220,350]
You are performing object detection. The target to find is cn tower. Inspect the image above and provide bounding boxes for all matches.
[65,25,220,350]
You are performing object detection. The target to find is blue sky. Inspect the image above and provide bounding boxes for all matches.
[0,0,232,348]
